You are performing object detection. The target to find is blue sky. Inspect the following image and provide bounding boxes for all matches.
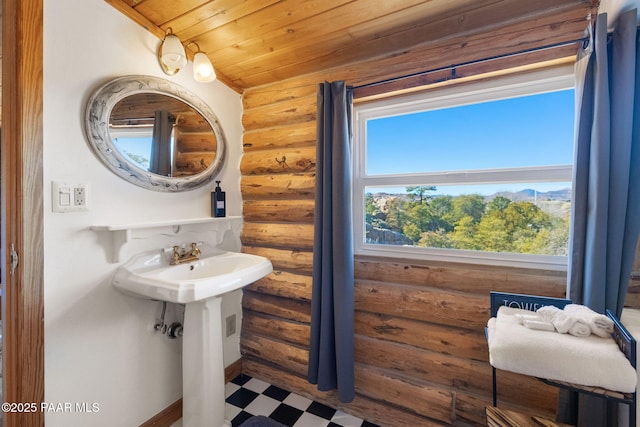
[113,136,153,170]
[365,89,575,196]
[367,89,575,173]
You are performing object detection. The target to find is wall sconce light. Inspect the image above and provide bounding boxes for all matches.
[189,42,217,83]
[158,29,216,83]
[158,28,187,75]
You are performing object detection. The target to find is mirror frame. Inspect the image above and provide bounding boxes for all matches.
[85,75,226,192]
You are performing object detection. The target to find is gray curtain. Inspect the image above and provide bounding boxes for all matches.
[569,9,640,317]
[150,110,175,176]
[307,81,355,403]
[564,9,640,426]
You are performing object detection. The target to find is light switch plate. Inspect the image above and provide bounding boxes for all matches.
[52,181,90,212]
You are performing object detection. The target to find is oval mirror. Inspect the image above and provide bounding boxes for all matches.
[85,75,226,192]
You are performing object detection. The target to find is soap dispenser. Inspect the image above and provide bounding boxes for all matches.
[212,181,226,217]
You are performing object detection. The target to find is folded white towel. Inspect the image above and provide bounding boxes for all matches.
[522,318,556,332]
[564,304,614,338]
[536,305,591,337]
[514,313,541,324]
[487,307,637,393]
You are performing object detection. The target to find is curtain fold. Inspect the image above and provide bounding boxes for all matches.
[569,8,640,316]
[565,9,640,426]
[307,81,355,403]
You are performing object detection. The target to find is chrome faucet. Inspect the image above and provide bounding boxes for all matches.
[171,242,201,265]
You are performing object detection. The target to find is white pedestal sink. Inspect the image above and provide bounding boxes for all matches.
[183,297,228,426]
[113,246,272,427]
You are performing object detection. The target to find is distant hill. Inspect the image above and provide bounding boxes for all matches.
[369,188,571,202]
[368,187,572,218]
[489,188,571,202]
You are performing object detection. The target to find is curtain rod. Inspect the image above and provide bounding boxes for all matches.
[351,37,590,91]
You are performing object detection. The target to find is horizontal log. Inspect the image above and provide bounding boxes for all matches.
[175,132,217,152]
[354,364,453,424]
[246,270,313,301]
[243,122,316,152]
[243,199,315,224]
[174,152,214,174]
[355,334,555,409]
[356,335,484,392]
[355,311,487,362]
[242,358,444,427]
[242,246,313,273]
[176,111,211,132]
[495,370,558,414]
[241,146,316,175]
[355,258,566,297]
[243,311,310,347]
[241,223,314,250]
[242,290,311,323]
[175,151,215,163]
[242,94,316,131]
[355,279,489,330]
[454,391,490,427]
[242,83,317,110]
[241,173,315,200]
[241,332,309,377]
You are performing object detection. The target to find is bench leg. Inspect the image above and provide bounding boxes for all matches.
[492,366,497,406]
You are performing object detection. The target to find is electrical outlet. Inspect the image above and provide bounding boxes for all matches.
[74,187,86,207]
[225,314,236,337]
[52,181,90,212]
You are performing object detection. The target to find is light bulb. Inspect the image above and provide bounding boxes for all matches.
[193,52,216,83]
[161,34,187,69]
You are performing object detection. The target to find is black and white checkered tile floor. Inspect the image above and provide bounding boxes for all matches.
[225,374,380,427]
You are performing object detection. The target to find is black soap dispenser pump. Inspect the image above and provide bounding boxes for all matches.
[212,181,226,217]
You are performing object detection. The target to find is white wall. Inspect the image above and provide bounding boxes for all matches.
[43,0,244,425]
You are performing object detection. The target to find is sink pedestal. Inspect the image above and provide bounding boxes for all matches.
[109,241,273,426]
[183,296,230,427]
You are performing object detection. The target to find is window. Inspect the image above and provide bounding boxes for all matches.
[111,126,154,171]
[353,66,575,270]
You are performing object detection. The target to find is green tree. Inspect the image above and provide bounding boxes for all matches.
[406,186,436,204]
[475,215,512,252]
[528,216,570,255]
[384,197,407,232]
[452,194,486,223]
[428,196,456,232]
[405,202,436,232]
[450,215,481,250]
[365,193,377,216]
[419,229,453,248]
[402,223,421,242]
[487,196,511,213]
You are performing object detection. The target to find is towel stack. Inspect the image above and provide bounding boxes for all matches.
[511,304,615,338]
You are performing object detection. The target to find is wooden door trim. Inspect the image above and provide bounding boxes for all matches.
[1,0,45,426]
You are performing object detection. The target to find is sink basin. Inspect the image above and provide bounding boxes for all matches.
[113,247,273,303]
[113,245,273,427]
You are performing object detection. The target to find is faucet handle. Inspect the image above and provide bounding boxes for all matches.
[190,242,201,256]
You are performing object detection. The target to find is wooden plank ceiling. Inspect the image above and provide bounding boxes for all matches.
[106,0,597,93]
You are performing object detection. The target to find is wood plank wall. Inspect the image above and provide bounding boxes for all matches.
[240,4,597,426]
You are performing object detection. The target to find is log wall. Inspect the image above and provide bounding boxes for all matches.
[174,111,217,175]
[240,78,570,424]
[240,4,598,426]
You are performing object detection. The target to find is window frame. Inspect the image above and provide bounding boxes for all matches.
[352,66,575,271]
